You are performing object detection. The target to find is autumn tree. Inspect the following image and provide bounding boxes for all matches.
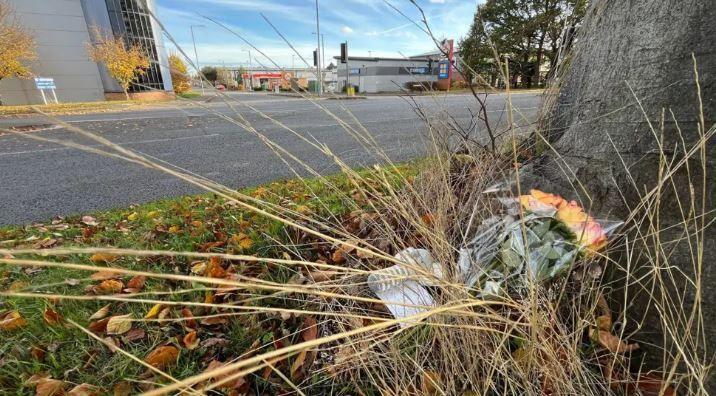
[86,27,150,100]
[0,0,37,104]
[168,53,191,94]
[459,0,586,88]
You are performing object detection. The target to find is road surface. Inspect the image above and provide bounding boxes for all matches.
[0,92,540,225]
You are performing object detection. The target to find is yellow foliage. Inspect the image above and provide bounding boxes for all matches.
[168,53,191,94]
[86,26,150,98]
[0,1,37,81]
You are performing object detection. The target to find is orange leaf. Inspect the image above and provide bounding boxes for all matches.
[290,349,308,380]
[183,331,199,350]
[126,276,146,290]
[94,279,124,295]
[67,383,101,396]
[144,345,179,370]
[88,318,109,334]
[634,373,676,396]
[0,310,27,331]
[596,315,612,331]
[206,257,227,278]
[181,308,197,330]
[331,249,346,264]
[89,271,119,281]
[35,378,67,396]
[595,330,639,353]
[89,253,117,264]
[301,317,318,342]
[43,308,63,326]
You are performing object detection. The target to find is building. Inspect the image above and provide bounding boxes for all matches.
[334,56,438,94]
[232,68,337,92]
[0,0,173,106]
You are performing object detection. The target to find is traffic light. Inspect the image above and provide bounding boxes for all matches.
[313,50,318,66]
[340,42,347,64]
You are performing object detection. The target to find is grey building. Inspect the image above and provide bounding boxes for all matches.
[334,56,438,93]
[0,0,172,106]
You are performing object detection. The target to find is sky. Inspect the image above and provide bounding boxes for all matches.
[155,0,478,70]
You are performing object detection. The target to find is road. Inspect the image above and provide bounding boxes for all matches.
[0,92,541,226]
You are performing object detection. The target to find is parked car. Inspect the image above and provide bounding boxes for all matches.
[216,84,226,91]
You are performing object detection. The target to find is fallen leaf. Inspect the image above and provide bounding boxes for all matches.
[596,315,612,331]
[144,304,163,319]
[200,316,228,326]
[634,373,676,396]
[89,253,117,264]
[103,336,121,353]
[0,310,27,330]
[206,257,226,278]
[301,317,318,342]
[168,225,181,234]
[30,346,46,361]
[191,220,202,228]
[106,314,133,335]
[25,373,51,386]
[123,328,146,342]
[331,249,346,264]
[307,269,339,282]
[190,261,206,275]
[88,318,110,334]
[127,212,138,221]
[89,271,119,281]
[81,216,98,226]
[595,330,639,353]
[35,238,58,249]
[157,307,171,321]
[290,350,308,380]
[126,276,146,290]
[183,331,199,350]
[144,345,179,370]
[202,360,248,391]
[421,370,441,394]
[36,378,67,396]
[43,308,63,326]
[201,337,228,348]
[181,308,197,330]
[94,279,124,295]
[112,381,132,396]
[67,383,101,396]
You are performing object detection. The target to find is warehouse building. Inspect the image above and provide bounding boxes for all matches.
[0,0,173,106]
[334,56,438,94]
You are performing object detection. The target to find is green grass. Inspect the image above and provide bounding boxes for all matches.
[0,100,173,117]
[177,92,202,99]
[0,165,414,394]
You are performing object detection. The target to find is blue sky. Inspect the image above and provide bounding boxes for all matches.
[156,0,478,69]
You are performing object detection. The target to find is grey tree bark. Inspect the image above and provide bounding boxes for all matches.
[523,0,715,390]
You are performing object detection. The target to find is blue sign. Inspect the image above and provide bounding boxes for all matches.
[349,68,360,75]
[34,77,56,90]
[409,67,429,75]
[438,61,449,79]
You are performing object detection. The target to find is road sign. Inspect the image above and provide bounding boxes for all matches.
[33,77,59,105]
[438,61,449,79]
[349,68,360,75]
[34,77,56,90]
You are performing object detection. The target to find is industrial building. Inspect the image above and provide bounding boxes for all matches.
[334,56,439,94]
[0,0,173,106]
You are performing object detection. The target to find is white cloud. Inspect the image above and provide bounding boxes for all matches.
[429,0,446,3]
[340,26,354,34]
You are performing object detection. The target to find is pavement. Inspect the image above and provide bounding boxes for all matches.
[0,92,541,226]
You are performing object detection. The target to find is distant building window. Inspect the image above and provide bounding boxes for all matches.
[105,0,164,92]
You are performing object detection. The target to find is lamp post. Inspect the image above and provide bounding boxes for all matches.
[242,49,252,90]
[314,0,322,96]
[190,24,205,94]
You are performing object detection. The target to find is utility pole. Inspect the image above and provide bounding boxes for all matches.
[321,34,325,71]
[292,54,295,70]
[190,25,205,94]
[243,49,252,90]
[314,0,322,96]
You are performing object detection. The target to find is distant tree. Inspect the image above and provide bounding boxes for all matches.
[0,0,37,104]
[216,67,234,88]
[201,66,217,83]
[459,0,586,88]
[168,53,191,94]
[86,27,150,100]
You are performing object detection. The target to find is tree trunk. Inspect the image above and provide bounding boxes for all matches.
[524,0,715,389]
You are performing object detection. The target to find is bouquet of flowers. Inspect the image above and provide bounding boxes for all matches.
[368,189,622,325]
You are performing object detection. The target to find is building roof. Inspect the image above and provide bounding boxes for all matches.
[332,56,431,62]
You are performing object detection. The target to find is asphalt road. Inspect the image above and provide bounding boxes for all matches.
[0,92,541,226]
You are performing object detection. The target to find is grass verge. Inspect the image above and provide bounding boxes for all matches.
[0,100,172,117]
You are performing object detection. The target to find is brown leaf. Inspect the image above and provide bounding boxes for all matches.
[93,279,124,295]
[81,216,98,226]
[30,345,46,361]
[0,310,27,330]
[633,373,676,396]
[112,381,132,396]
[36,378,67,396]
[123,328,146,342]
[421,370,441,394]
[89,253,117,264]
[331,249,346,264]
[43,308,63,326]
[206,257,227,278]
[290,349,308,380]
[144,345,179,370]
[181,308,197,330]
[595,330,639,353]
[200,315,228,326]
[596,315,612,331]
[88,318,109,334]
[301,317,318,342]
[89,271,119,281]
[202,360,248,391]
[103,336,121,353]
[67,383,101,396]
[106,314,133,335]
[201,337,228,348]
[126,275,146,290]
[183,331,199,350]
[307,269,339,282]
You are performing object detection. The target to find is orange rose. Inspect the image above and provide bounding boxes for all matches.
[519,189,567,215]
[557,201,607,253]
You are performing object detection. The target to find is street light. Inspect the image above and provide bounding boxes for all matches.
[314,0,322,96]
[242,49,252,90]
[190,24,206,94]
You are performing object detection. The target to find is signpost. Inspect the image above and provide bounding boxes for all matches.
[438,61,450,80]
[34,78,59,105]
